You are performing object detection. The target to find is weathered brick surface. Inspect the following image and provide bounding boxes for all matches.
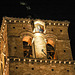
[56,40,73,60]
[8,37,23,57]
[9,61,75,75]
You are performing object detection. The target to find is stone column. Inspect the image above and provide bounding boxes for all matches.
[32,38,36,58]
[34,33,47,58]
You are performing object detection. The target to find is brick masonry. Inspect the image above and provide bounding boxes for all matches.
[0,17,75,75]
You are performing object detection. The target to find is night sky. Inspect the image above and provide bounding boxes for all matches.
[0,0,75,60]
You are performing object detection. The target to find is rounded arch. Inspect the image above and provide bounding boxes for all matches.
[23,36,32,46]
[19,31,34,39]
[46,38,55,47]
[20,32,33,58]
[44,34,57,59]
[45,34,57,40]
[45,34,57,48]
[46,42,55,59]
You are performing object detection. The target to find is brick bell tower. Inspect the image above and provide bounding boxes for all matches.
[0,17,75,75]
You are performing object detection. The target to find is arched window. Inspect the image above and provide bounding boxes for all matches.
[46,39,55,59]
[46,44,55,59]
[22,36,33,58]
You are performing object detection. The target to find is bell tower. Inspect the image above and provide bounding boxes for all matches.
[0,17,75,75]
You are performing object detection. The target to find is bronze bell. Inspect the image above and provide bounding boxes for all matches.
[50,50,54,52]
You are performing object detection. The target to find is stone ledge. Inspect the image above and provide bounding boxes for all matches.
[3,17,70,26]
[4,19,69,27]
[7,58,75,65]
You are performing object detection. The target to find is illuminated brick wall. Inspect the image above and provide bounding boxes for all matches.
[0,17,74,75]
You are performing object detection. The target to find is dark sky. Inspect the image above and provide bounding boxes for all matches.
[0,0,75,60]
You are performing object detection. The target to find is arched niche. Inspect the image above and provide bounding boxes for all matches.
[22,35,33,58]
[45,34,57,40]
[47,39,55,47]
[46,38,56,59]
[19,32,34,58]
[45,34,58,59]
[20,32,34,38]
[45,34,57,60]
[23,36,32,46]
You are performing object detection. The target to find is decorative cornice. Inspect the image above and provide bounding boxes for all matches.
[0,16,70,38]
[3,17,70,27]
[7,57,75,65]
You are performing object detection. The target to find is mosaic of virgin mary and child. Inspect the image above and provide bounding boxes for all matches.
[34,25,44,33]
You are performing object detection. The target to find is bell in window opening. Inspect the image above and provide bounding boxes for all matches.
[46,39,55,59]
[22,36,33,58]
